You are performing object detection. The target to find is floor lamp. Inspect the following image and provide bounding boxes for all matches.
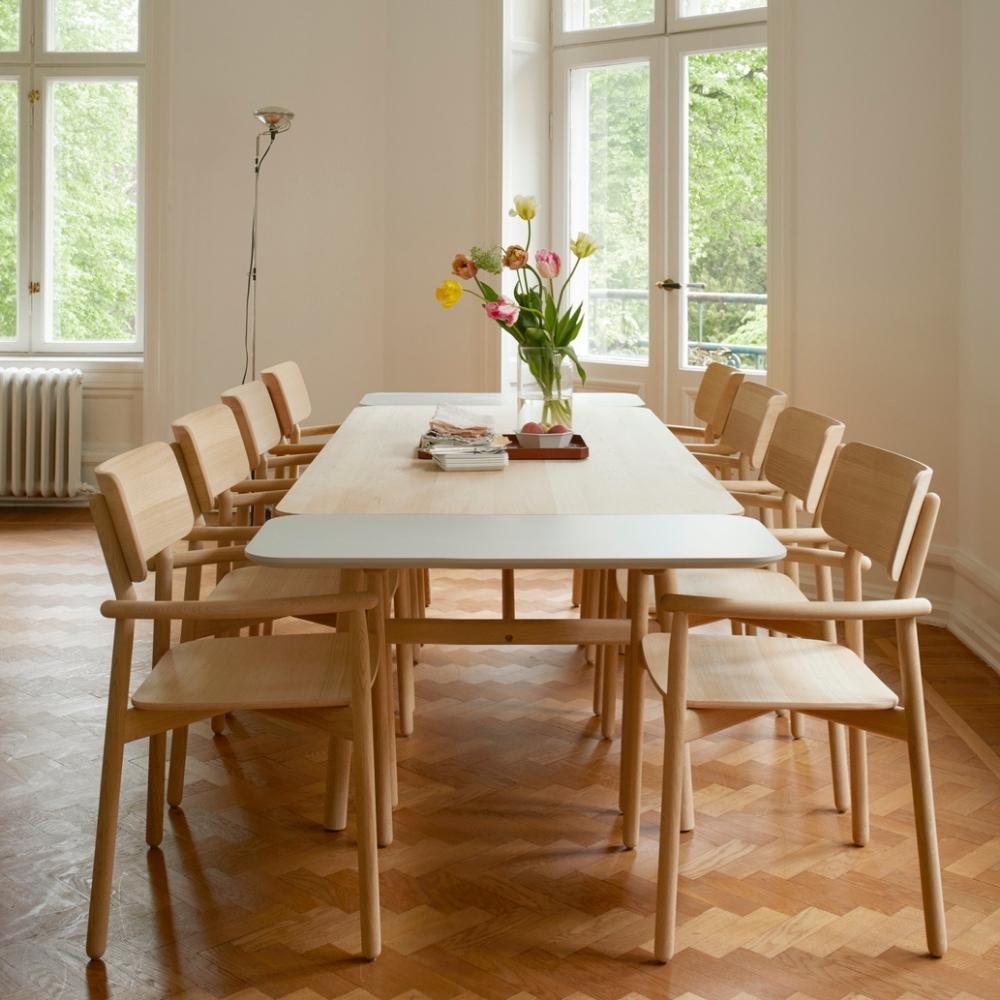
[243,105,294,383]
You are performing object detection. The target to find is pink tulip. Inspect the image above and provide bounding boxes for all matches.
[484,296,520,325]
[535,249,561,279]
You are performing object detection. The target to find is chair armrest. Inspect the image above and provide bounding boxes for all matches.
[783,546,873,571]
[657,594,931,622]
[665,423,707,440]
[729,490,785,510]
[685,441,736,455]
[231,489,288,509]
[301,422,340,437]
[723,479,783,494]
[171,545,247,568]
[230,478,296,494]
[101,592,379,622]
[185,526,258,542]
[270,443,322,456]
[770,527,836,545]
[266,453,316,471]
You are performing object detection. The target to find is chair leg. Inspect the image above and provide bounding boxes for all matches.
[599,581,621,739]
[353,703,381,960]
[898,618,947,957]
[86,736,126,959]
[145,733,166,847]
[593,642,605,717]
[571,567,582,607]
[654,613,690,963]
[828,721,849,813]
[211,714,226,735]
[849,727,869,846]
[680,744,695,833]
[789,711,804,739]
[167,726,188,808]
[324,736,351,832]
[394,571,415,736]
[423,567,432,607]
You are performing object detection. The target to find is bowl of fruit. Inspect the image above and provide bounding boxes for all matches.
[515,422,573,449]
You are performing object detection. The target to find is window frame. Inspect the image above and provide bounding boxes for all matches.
[553,0,666,48]
[666,0,767,35]
[551,36,663,368]
[0,0,146,356]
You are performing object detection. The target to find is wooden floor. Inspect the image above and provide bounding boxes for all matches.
[2,509,1000,1000]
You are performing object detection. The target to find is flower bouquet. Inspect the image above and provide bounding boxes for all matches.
[435,195,598,430]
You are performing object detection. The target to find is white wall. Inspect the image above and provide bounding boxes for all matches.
[382,1,502,394]
[786,0,999,667]
[956,0,1000,664]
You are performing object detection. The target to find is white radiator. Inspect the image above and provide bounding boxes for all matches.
[0,367,83,498]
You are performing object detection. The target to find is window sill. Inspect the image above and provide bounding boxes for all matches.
[0,355,143,374]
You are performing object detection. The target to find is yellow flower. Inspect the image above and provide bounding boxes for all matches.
[508,195,537,221]
[435,279,462,309]
[569,232,599,259]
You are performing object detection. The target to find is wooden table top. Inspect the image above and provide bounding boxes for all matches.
[276,405,743,517]
[359,391,644,408]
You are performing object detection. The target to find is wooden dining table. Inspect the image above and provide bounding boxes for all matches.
[247,401,785,848]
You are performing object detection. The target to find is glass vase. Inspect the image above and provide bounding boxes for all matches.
[516,347,575,430]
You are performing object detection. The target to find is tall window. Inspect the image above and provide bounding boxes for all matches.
[553,0,767,415]
[0,0,145,354]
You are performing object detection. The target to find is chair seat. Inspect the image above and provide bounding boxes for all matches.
[616,566,808,613]
[133,634,352,712]
[641,632,899,711]
[208,565,342,603]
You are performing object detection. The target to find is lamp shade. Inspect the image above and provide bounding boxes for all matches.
[254,106,294,133]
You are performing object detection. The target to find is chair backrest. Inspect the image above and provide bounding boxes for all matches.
[221,381,283,468]
[261,361,312,439]
[818,441,933,582]
[171,404,251,514]
[718,382,787,472]
[94,441,196,583]
[761,407,845,514]
[693,362,744,439]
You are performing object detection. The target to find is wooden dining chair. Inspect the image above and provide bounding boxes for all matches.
[222,379,318,485]
[641,442,945,962]
[169,402,400,824]
[688,381,788,481]
[86,442,385,961]
[260,360,340,447]
[665,361,745,446]
[600,408,846,740]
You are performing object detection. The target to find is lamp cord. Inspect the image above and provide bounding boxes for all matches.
[242,130,277,384]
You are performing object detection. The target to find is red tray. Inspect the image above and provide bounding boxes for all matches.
[417,433,589,461]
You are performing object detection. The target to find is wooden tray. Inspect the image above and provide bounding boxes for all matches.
[418,433,589,461]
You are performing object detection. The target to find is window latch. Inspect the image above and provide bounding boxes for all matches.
[28,281,40,294]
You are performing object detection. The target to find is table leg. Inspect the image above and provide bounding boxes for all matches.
[371,571,394,847]
[394,571,415,736]
[620,569,649,848]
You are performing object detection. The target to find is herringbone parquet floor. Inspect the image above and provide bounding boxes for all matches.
[2,510,1000,1000]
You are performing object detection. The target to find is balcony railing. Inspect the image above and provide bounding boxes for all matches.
[588,286,767,369]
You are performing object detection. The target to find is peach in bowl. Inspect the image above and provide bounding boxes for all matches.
[515,422,573,448]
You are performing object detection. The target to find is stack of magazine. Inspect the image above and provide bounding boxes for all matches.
[420,404,509,472]
[426,442,509,472]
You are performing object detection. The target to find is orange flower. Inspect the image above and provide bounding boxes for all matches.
[502,244,528,270]
[451,253,478,280]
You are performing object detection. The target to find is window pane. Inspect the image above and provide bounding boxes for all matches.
[49,79,138,343]
[564,0,655,32]
[679,0,765,18]
[0,0,20,51]
[570,61,650,361]
[49,0,139,52]
[0,80,17,340]
[684,48,767,370]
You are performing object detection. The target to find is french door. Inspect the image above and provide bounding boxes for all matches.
[552,18,768,420]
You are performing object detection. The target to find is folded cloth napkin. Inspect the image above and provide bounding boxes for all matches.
[429,404,495,438]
